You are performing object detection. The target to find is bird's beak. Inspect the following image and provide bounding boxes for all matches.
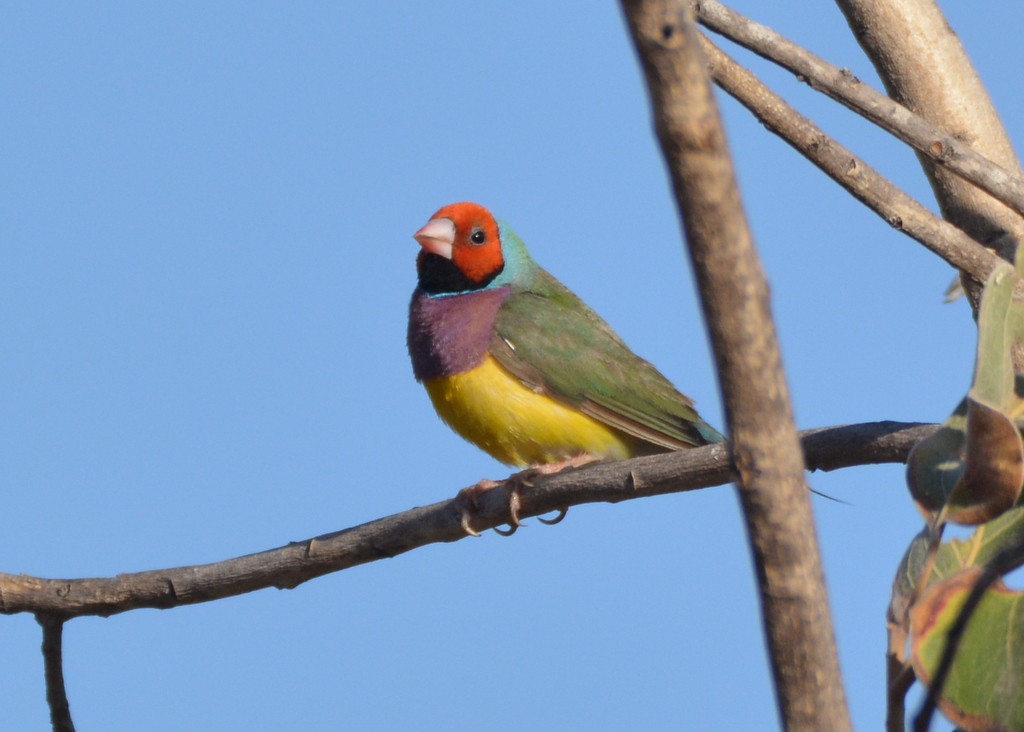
[413,218,455,259]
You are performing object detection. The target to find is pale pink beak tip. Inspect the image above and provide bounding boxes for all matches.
[413,218,455,259]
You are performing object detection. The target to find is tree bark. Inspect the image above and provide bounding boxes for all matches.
[835,0,1024,296]
[697,0,1024,222]
[621,1,852,729]
[699,33,1003,287]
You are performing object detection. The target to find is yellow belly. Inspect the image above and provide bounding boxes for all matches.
[423,355,639,467]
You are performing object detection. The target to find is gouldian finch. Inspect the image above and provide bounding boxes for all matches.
[408,202,722,533]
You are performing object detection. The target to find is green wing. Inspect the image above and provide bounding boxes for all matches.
[491,269,722,450]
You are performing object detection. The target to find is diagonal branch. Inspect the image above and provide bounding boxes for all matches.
[0,421,933,619]
[698,34,1003,287]
[696,0,1024,222]
[834,0,1024,305]
[621,1,851,729]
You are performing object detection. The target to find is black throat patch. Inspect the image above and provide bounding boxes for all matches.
[417,252,503,295]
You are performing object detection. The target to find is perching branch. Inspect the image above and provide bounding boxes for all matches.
[696,0,1024,223]
[698,34,1003,288]
[0,421,933,619]
[621,1,851,729]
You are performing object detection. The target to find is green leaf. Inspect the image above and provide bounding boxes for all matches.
[906,258,1024,525]
[890,507,1024,626]
[910,567,1024,731]
[906,399,968,517]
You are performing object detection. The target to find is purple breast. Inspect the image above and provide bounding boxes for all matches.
[407,286,511,380]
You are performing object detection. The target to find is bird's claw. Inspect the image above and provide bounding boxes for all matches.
[460,511,482,538]
[455,476,524,537]
[456,480,500,537]
[491,485,524,535]
[538,507,568,526]
[489,479,525,536]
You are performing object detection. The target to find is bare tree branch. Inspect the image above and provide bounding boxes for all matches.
[696,0,1024,223]
[37,615,75,732]
[834,0,1024,299]
[0,421,932,619]
[698,34,1003,288]
[886,651,915,732]
[621,1,851,728]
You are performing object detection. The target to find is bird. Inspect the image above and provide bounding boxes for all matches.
[407,202,723,535]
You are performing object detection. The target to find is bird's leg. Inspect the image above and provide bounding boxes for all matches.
[456,454,599,537]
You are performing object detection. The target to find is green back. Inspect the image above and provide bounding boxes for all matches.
[490,267,722,450]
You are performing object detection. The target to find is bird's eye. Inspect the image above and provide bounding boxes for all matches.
[470,228,486,245]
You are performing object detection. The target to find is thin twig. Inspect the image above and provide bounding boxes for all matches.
[699,34,1003,287]
[622,1,851,729]
[886,644,915,732]
[0,421,933,619]
[37,614,75,732]
[696,0,1024,220]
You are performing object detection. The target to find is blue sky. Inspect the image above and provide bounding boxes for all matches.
[2,3,1020,730]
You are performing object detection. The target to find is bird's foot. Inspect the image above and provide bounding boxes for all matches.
[455,475,527,537]
[456,455,598,537]
[456,479,501,537]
